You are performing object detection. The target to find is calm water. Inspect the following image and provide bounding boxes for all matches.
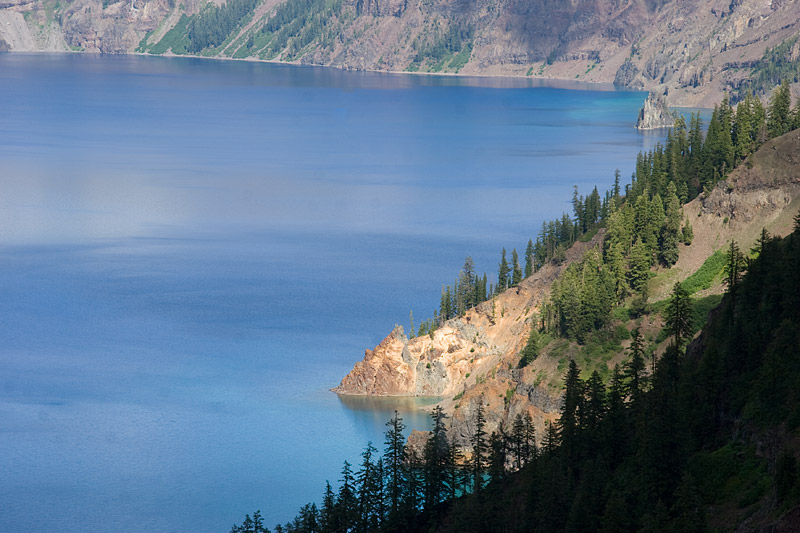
[0,53,662,531]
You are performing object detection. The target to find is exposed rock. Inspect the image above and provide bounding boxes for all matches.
[699,130,800,226]
[2,0,800,106]
[614,58,644,89]
[335,230,608,446]
[636,92,676,130]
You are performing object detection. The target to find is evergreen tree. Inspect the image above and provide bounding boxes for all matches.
[498,248,510,292]
[336,461,357,532]
[518,325,540,367]
[665,282,693,349]
[625,328,648,403]
[470,400,488,494]
[628,236,651,292]
[383,411,406,520]
[682,217,694,245]
[356,442,382,532]
[511,248,522,287]
[320,482,336,533]
[768,79,792,138]
[488,429,508,483]
[558,360,584,465]
[660,182,682,266]
[423,406,449,510]
[525,239,534,278]
[724,240,746,293]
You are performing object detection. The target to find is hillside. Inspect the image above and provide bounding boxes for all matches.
[335,127,800,453]
[2,0,800,106]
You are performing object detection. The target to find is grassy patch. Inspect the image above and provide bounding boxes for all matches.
[448,43,472,72]
[149,14,191,55]
[681,249,726,294]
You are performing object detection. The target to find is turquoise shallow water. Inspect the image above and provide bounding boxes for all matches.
[0,53,662,531]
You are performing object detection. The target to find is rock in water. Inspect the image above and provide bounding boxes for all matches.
[636,92,675,130]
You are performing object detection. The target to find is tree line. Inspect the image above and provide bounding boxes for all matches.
[230,82,800,531]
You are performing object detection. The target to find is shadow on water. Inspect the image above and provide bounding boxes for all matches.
[337,394,442,432]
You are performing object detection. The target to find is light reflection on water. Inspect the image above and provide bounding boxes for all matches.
[0,53,665,531]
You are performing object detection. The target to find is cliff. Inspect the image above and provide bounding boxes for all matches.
[335,230,607,444]
[336,130,800,447]
[2,0,799,106]
[636,92,675,130]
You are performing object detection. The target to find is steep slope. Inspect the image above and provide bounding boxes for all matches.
[2,0,799,106]
[335,129,800,449]
[653,128,800,299]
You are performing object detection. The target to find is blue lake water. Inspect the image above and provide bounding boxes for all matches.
[0,53,664,531]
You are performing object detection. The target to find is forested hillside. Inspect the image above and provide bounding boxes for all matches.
[231,86,800,531]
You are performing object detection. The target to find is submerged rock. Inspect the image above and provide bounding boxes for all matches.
[636,92,675,130]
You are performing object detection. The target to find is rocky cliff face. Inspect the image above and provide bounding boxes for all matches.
[335,231,607,445]
[636,92,675,130]
[1,0,799,106]
[337,130,800,447]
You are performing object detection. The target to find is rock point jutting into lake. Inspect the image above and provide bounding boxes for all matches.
[635,92,675,130]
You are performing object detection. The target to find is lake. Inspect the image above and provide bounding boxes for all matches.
[0,53,663,531]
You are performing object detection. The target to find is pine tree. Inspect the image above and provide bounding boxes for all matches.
[498,248,510,292]
[625,328,647,403]
[682,217,694,245]
[724,240,746,293]
[628,236,651,292]
[768,79,792,138]
[423,406,449,510]
[518,324,540,367]
[558,360,583,464]
[383,411,406,520]
[488,430,508,483]
[660,182,682,266]
[525,239,534,278]
[336,461,357,532]
[511,248,522,287]
[665,282,693,349]
[470,400,488,494]
[356,442,382,532]
[733,94,755,163]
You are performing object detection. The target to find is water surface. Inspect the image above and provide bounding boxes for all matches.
[0,53,661,531]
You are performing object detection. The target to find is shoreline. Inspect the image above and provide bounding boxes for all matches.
[5,48,631,93]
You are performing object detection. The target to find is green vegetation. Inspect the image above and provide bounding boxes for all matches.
[240,218,800,533]
[407,21,473,73]
[230,83,800,532]
[149,14,190,55]
[681,248,726,294]
[258,0,344,60]
[733,33,800,101]
[187,0,259,53]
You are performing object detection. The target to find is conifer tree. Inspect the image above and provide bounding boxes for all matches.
[518,324,540,367]
[665,282,693,349]
[525,239,534,278]
[423,406,449,510]
[488,430,508,483]
[660,182,682,266]
[470,400,488,494]
[682,217,694,245]
[559,360,584,464]
[383,411,406,520]
[628,237,651,292]
[768,79,792,138]
[511,248,522,287]
[498,248,510,292]
[625,328,647,403]
[724,240,746,293]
